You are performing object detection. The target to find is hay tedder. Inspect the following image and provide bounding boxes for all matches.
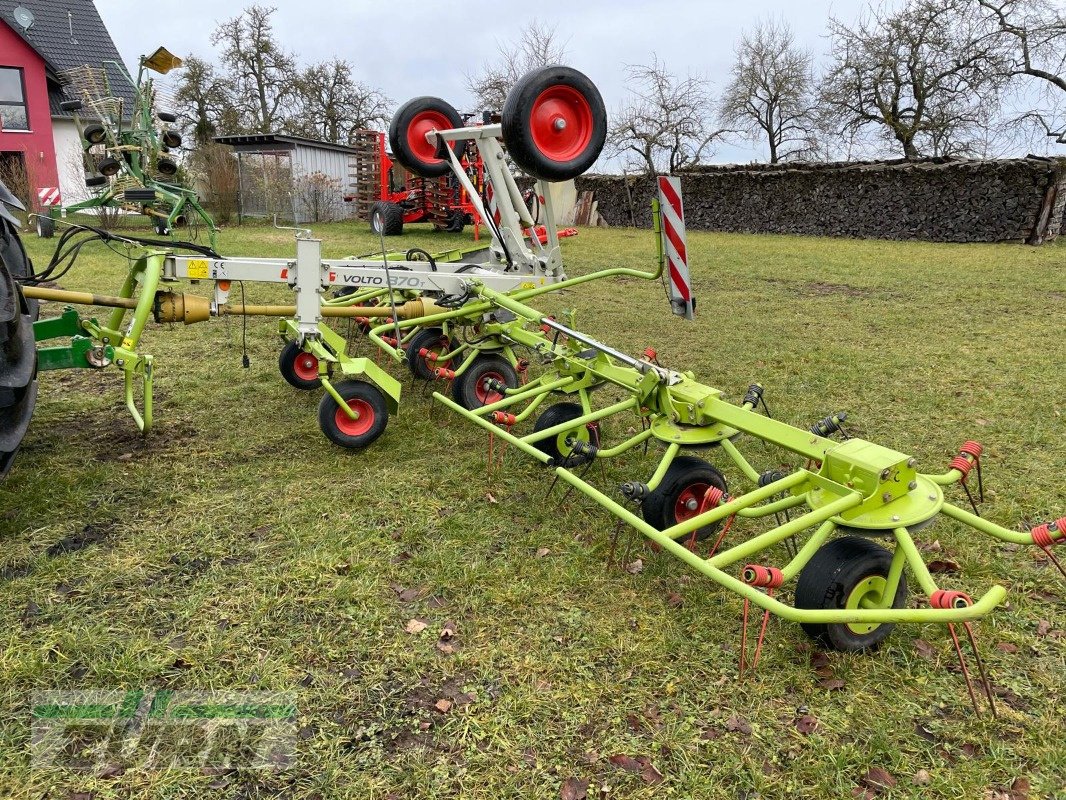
[6,65,1064,712]
[35,47,217,248]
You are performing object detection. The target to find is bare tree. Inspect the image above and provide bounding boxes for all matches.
[290,59,391,143]
[174,56,235,145]
[466,20,569,111]
[608,56,725,175]
[820,0,1002,159]
[978,0,1066,139]
[719,19,818,163]
[210,4,297,133]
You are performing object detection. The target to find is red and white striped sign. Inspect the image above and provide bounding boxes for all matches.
[485,180,501,225]
[37,187,62,207]
[657,176,694,319]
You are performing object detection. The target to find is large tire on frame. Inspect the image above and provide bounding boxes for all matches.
[278,341,321,391]
[501,66,607,182]
[318,380,388,450]
[795,536,908,653]
[369,201,404,236]
[0,211,38,479]
[452,354,518,411]
[35,216,54,240]
[532,402,601,463]
[641,456,728,542]
[389,97,465,178]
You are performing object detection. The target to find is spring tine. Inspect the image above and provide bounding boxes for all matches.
[1040,546,1066,581]
[752,602,772,669]
[962,621,997,718]
[962,482,981,517]
[975,459,984,503]
[947,622,982,717]
[606,519,623,571]
[739,598,749,679]
[544,473,561,499]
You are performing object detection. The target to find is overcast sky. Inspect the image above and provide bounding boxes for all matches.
[96,0,878,163]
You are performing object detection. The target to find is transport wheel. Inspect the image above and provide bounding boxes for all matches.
[369,201,404,236]
[85,175,108,188]
[97,157,122,177]
[278,341,321,390]
[795,536,908,652]
[501,66,607,182]
[452,355,518,410]
[406,327,455,381]
[82,123,106,145]
[161,131,183,149]
[641,456,728,542]
[318,380,388,449]
[35,216,54,239]
[389,97,465,178]
[532,402,601,462]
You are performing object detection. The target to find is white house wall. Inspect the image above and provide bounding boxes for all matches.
[51,118,91,207]
[292,143,355,221]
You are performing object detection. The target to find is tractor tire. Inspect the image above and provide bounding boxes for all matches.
[389,96,465,178]
[641,456,728,542]
[278,341,321,390]
[501,66,607,182]
[161,131,183,149]
[532,402,601,463]
[97,157,122,177]
[318,380,388,449]
[0,212,38,479]
[1,214,37,319]
[82,123,107,145]
[369,201,404,236]
[795,536,908,652]
[452,355,518,410]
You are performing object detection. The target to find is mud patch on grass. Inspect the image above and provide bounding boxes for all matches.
[46,521,117,557]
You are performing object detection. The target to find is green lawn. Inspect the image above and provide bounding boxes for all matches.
[1,217,1064,799]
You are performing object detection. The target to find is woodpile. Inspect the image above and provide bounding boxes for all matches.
[576,157,1066,244]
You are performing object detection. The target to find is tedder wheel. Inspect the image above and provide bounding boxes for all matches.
[161,131,183,149]
[97,157,122,177]
[318,380,388,449]
[641,456,728,541]
[369,201,404,236]
[278,341,322,390]
[406,327,456,381]
[388,97,465,178]
[157,111,178,124]
[35,216,54,239]
[156,157,178,177]
[452,354,519,410]
[795,536,908,652]
[501,66,607,182]
[82,123,106,145]
[85,175,108,188]
[532,402,601,462]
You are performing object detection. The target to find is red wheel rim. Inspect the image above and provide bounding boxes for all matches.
[424,337,451,372]
[334,397,375,437]
[474,371,505,405]
[293,351,319,382]
[406,110,454,165]
[529,85,594,163]
[674,483,711,523]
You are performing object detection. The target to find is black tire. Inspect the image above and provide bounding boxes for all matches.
[369,201,404,236]
[278,341,321,390]
[501,66,607,182]
[1,215,36,319]
[641,456,728,541]
[444,208,465,233]
[97,157,121,177]
[35,216,54,239]
[389,97,465,178]
[318,380,388,449]
[82,123,106,145]
[0,219,38,478]
[156,158,178,177]
[161,131,183,149]
[452,354,518,410]
[406,327,455,381]
[157,111,178,124]
[153,217,170,236]
[85,175,108,188]
[532,402,601,462]
[795,536,908,652]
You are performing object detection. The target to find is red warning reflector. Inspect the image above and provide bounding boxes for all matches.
[657,176,694,320]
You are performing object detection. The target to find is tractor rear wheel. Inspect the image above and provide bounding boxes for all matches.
[279,341,321,390]
[501,66,607,181]
[0,216,38,478]
[641,456,728,542]
[452,355,518,410]
[318,380,388,449]
[369,201,404,236]
[389,97,465,178]
[795,536,907,652]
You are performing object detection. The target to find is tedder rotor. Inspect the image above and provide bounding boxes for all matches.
[9,65,1064,712]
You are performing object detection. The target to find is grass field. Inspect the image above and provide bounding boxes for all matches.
[1,217,1064,799]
